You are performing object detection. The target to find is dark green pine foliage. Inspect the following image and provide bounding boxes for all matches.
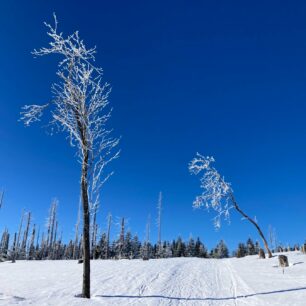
[124,231,133,258]
[255,241,260,254]
[98,233,108,259]
[198,242,208,258]
[187,237,195,257]
[213,240,229,258]
[236,243,247,258]
[246,238,256,255]
[131,235,141,259]
[175,237,186,257]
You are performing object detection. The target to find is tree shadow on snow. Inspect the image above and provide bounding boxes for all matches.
[293,262,304,266]
[96,286,306,302]
[0,293,26,302]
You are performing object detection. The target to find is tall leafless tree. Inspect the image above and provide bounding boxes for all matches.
[105,213,112,259]
[28,224,36,260]
[144,214,151,259]
[20,14,119,298]
[46,200,57,258]
[14,210,25,261]
[21,212,31,259]
[118,217,125,259]
[156,192,162,257]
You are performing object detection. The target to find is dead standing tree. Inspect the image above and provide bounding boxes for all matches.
[20,15,119,298]
[156,192,162,258]
[189,153,272,258]
[105,213,112,259]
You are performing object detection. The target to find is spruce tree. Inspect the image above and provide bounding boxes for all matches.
[236,243,247,258]
[124,231,132,259]
[215,240,229,258]
[187,237,195,257]
[246,238,256,255]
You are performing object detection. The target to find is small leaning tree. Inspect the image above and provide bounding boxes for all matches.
[189,153,272,258]
[20,15,120,298]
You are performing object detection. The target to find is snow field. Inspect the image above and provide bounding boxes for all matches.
[0,251,305,305]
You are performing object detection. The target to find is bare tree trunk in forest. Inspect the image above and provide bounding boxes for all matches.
[73,198,81,259]
[21,212,31,258]
[52,221,58,259]
[41,232,46,259]
[49,202,57,257]
[157,192,162,258]
[144,214,151,260]
[15,210,25,260]
[119,217,125,259]
[81,147,91,298]
[268,225,277,251]
[11,233,17,263]
[106,213,112,259]
[29,225,36,260]
[46,206,52,257]
[229,193,272,258]
[36,226,40,250]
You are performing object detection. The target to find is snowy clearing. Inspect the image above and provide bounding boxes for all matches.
[0,251,305,305]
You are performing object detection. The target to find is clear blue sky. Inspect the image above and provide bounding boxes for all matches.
[0,0,306,251]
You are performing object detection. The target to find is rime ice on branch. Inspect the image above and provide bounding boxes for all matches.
[189,154,232,229]
[20,14,120,298]
[20,14,120,206]
[189,153,272,258]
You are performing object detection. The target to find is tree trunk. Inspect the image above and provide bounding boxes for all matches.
[157,192,162,258]
[106,213,112,259]
[229,193,272,258]
[81,150,90,298]
[11,233,17,263]
[73,198,81,260]
[91,204,98,259]
[15,210,24,260]
[119,217,125,259]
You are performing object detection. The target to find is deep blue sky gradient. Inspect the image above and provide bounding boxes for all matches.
[0,1,306,250]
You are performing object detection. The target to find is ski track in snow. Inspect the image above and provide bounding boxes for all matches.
[0,252,305,305]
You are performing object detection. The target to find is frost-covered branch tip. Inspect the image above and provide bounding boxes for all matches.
[20,104,49,126]
[32,13,101,74]
[189,153,233,229]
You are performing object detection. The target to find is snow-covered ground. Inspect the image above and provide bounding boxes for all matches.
[0,251,305,305]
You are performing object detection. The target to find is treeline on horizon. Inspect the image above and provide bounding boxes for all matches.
[0,196,305,262]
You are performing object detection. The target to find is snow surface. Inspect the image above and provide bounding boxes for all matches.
[0,251,306,305]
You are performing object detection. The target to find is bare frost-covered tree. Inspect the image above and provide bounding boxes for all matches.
[189,153,272,258]
[156,191,162,257]
[20,14,120,298]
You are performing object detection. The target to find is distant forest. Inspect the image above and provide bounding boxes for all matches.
[0,196,303,262]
